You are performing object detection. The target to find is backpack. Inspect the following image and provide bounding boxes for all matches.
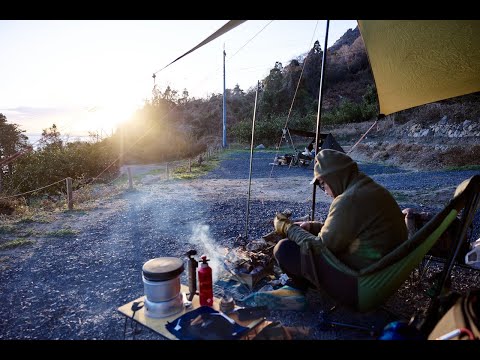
[403,208,469,261]
[426,288,480,340]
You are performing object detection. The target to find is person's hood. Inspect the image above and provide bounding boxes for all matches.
[310,149,358,196]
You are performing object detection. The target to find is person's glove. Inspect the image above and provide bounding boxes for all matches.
[273,213,293,237]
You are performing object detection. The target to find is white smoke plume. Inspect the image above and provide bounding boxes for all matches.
[189,223,226,283]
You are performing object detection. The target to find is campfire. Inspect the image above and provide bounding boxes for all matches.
[223,232,283,290]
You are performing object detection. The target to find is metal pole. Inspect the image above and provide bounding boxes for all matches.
[127,167,133,189]
[222,47,227,148]
[245,81,260,239]
[311,20,330,221]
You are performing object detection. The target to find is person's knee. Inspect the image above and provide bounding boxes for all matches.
[274,239,300,265]
[273,239,303,279]
[273,238,290,261]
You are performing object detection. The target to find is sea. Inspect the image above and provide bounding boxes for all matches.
[27,134,97,149]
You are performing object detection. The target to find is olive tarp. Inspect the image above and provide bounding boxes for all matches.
[357,20,480,116]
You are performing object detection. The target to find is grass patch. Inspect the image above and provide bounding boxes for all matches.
[16,228,40,238]
[16,216,36,224]
[146,168,164,175]
[62,209,87,216]
[445,165,480,171]
[110,174,128,186]
[15,215,52,225]
[45,228,79,237]
[0,239,35,250]
[0,225,15,234]
[0,256,9,271]
[172,158,221,180]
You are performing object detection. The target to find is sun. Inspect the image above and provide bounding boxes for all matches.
[80,102,137,136]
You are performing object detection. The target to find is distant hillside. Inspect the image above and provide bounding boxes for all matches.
[329,26,361,52]
[323,26,374,110]
[113,24,479,165]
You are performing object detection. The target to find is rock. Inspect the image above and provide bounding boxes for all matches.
[438,115,448,125]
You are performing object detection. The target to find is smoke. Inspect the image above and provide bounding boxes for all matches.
[189,223,226,283]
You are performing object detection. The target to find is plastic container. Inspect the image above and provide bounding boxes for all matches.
[465,238,480,269]
[198,255,213,307]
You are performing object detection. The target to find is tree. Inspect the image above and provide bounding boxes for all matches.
[163,86,178,105]
[38,124,63,150]
[0,113,29,180]
[232,84,244,97]
[303,40,323,99]
[179,88,189,104]
[259,62,286,115]
[0,113,29,156]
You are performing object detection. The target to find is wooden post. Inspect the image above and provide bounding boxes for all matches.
[66,177,73,210]
[119,126,124,167]
[127,167,133,189]
[189,158,192,172]
[166,162,169,180]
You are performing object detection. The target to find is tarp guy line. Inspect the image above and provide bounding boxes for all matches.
[153,20,247,75]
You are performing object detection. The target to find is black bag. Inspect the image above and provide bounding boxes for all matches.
[427,288,480,340]
[165,306,249,340]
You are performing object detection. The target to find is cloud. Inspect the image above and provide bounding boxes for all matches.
[0,106,83,135]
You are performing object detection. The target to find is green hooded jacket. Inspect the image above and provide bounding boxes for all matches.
[287,149,408,270]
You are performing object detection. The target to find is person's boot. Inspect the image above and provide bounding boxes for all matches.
[241,285,307,311]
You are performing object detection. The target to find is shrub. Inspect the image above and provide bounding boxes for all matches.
[0,199,14,215]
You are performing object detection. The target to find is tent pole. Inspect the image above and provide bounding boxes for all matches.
[311,20,330,221]
[223,46,227,148]
[245,81,261,239]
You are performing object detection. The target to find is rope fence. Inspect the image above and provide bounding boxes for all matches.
[0,146,223,214]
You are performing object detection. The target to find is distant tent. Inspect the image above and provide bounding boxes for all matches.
[321,133,345,153]
[287,128,345,153]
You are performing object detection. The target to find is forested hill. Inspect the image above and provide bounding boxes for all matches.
[110,25,383,163]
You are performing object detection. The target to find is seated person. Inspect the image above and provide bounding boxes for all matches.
[306,140,314,155]
[302,141,315,158]
[243,149,408,310]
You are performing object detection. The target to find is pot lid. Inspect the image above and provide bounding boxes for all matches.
[142,257,184,281]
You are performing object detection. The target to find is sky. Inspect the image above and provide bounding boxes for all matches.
[0,20,359,141]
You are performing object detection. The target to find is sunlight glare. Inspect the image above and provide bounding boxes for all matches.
[75,101,138,137]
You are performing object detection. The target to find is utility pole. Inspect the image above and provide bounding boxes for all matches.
[222,46,227,148]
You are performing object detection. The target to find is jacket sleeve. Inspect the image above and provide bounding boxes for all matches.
[286,224,320,247]
[286,195,358,254]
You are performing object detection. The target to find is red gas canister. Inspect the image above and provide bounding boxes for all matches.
[198,255,213,307]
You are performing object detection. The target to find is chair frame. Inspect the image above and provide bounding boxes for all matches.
[303,175,480,313]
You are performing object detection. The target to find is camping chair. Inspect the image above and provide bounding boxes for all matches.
[302,174,480,313]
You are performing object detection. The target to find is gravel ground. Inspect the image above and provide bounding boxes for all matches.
[0,150,479,341]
